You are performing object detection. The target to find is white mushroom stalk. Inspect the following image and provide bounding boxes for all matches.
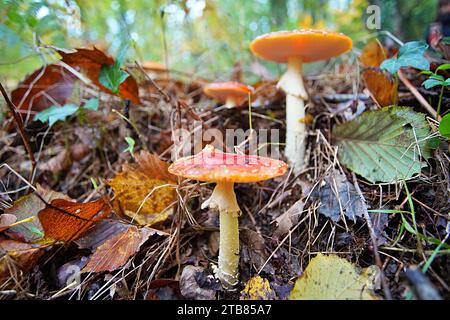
[201,181,240,288]
[225,97,237,109]
[276,57,308,174]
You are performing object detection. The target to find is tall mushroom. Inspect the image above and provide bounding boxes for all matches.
[168,145,287,288]
[250,30,352,173]
[204,82,254,109]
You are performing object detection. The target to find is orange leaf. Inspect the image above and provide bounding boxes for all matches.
[108,151,177,226]
[360,41,388,68]
[362,69,396,107]
[11,64,76,116]
[5,185,70,242]
[82,225,153,273]
[58,47,141,104]
[38,198,111,242]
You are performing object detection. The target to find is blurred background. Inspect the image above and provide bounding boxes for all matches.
[0,0,441,83]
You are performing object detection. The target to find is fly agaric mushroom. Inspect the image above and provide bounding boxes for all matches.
[168,145,287,288]
[250,29,352,173]
[203,82,254,109]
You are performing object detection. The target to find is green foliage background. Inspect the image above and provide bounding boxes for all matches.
[0,0,439,84]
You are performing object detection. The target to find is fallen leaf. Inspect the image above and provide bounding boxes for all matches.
[240,276,276,300]
[38,198,111,242]
[0,214,17,232]
[369,211,390,246]
[58,47,140,104]
[82,225,153,273]
[179,265,219,300]
[290,253,380,300]
[362,68,396,107]
[108,151,177,226]
[333,107,431,183]
[5,185,70,242]
[360,40,388,67]
[0,239,47,283]
[38,143,91,173]
[273,200,304,237]
[57,256,89,287]
[11,64,76,116]
[310,170,365,222]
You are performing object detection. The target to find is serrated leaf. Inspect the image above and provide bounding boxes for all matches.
[439,113,450,138]
[35,104,79,126]
[290,254,379,300]
[333,107,431,183]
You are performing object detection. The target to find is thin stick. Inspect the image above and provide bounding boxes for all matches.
[0,82,36,177]
[351,172,393,300]
[398,69,439,120]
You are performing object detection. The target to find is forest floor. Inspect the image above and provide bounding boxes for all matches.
[0,45,449,300]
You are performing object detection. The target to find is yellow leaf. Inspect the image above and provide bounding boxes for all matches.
[108,151,177,226]
[290,253,380,300]
[240,275,276,300]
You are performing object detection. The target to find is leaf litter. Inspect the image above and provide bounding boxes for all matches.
[1,39,449,300]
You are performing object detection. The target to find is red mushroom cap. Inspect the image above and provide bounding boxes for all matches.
[250,29,353,64]
[203,82,254,106]
[168,145,288,183]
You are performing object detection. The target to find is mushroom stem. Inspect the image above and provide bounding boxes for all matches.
[201,181,240,288]
[276,57,308,174]
[225,97,237,109]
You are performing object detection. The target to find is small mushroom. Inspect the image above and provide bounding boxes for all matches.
[250,29,352,173]
[168,145,287,288]
[203,82,254,109]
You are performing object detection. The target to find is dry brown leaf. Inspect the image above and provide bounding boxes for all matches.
[5,185,70,242]
[108,151,177,226]
[58,47,141,104]
[362,68,396,107]
[0,214,17,232]
[38,143,91,173]
[273,200,304,238]
[360,41,388,68]
[82,225,153,273]
[0,239,47,283]
[11,64,76,116]
[38,198,111,242]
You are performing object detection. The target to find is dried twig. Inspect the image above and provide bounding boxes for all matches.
[351,172,392,300]
[0,82,36,177]
[398,69,439,120]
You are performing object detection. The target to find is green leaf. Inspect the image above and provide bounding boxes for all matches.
[422,78,444,89]
[436,63,450,72]
[380,41,430,74]
[83,98,99,111]
[333,107,431,183]
[439,113,450,138]
[35,104,79,126]
[123,136,135,154]
[99,63,129,94]
[290,254,379,300]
